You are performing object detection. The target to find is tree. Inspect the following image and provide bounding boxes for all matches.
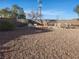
[11,4,19,18]
[0,8,11,18]
[0,4,26,19]
[11,4,26,19]
[74,5,79,17]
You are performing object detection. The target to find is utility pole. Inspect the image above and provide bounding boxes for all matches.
[37,0,42,21]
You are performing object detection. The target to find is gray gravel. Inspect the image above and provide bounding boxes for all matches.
[0,29,79,59]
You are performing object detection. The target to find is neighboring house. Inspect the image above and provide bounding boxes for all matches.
[0,11,12,18]
[48,20,79,28]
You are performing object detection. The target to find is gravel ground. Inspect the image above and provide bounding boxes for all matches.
[0,28,79,59]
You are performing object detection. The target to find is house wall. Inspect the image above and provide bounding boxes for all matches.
[48,20,79,26]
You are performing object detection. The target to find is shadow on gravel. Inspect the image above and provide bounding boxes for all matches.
[0,27,51,59]
[0,27,51,45]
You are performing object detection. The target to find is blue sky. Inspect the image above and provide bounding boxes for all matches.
[0,0,79,20]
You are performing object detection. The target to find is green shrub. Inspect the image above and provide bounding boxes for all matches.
[18,23,28,27]
[0,21,16,31]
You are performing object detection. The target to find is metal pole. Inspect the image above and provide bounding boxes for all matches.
[38,0,42,21]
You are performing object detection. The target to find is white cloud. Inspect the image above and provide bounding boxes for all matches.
[24,9,76,19]
[42,10,65,16]
[42,10,65,19]
[24,9,64,15]
[24,10,31,14]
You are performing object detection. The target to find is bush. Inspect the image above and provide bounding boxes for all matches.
[0,21,16,31]
[17,23,28,27]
